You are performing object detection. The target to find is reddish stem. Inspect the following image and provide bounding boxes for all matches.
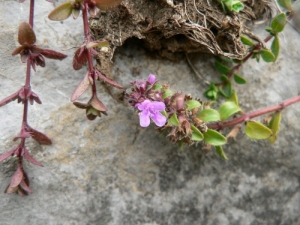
[208,95,300,130]
[29,0,35,27]
[82,2,97,95]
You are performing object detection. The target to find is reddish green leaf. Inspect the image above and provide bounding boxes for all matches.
[73,47,87,70]
[48,1,73,21]
[71,72,90,101]
[39,48,67,60]
[5,185,18,194]
[18,22,36,45]
[26,126,52,145]
[90,95,108,112]
[11,46,24,56]
[0,90,19,107]
[95,0,122,10]
[10,166,23,187]
[23,148,43,166]
[19,180,32,193]
[0,147,18,162]
[95,70,123,89]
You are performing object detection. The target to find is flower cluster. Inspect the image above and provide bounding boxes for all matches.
[125,74,209,146]
[126,74,167,127]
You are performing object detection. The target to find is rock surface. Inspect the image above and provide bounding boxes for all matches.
[0,1,299,225]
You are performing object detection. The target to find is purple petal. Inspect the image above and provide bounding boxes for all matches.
[149,101,165,111]
[138,111,150,127]
[147,74,156,84]
[151,112,166,127]
[136,99,151,110]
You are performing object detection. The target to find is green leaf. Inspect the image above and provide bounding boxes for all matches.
[197,108,221,122]
[260,49,275,62]
[271,13,287,33]
[234,74,247,84]
[153,84,162,90]
[241,35,255,46]
[203,129,227,146]
[160,110,168,117]
[231,0,244,12]
[219,82,232,98]
[186,100,201,111]
[245,121,273,140]
[271,35,280,61]
[219,101,241,121]
[215,146,228,160]
[268,111,282,143]
[215,61,230,74]
[191,125,204,141]
[169,113,179,126]
[277,0,292,10]
[48,2,73,21]
[162,89,173,99]
[228,91,239,106]
[204,84,218,100]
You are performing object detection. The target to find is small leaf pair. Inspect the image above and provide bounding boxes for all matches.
[12,22,67,71]
[0,87,41,107]
[5,166,32,195]
[73,93,108,120]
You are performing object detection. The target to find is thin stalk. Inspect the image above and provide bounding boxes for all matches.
[29,0,35,27]
[208,95,300,130]
[82,2,97,94]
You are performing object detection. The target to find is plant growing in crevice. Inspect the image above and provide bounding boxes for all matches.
[125,0,300,159]
[0,0,67,195]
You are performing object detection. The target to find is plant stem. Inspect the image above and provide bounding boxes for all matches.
[82,2,97,95]
[29,0,35,27]
[208,95,300,130]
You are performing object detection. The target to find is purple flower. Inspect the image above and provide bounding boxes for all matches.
[136,100,166,127]
[147,74,156,84]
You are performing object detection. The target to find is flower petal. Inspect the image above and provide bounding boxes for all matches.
[136,99,151,111]
[150,101,165,111]
[147,74,156,84]
[138,111,150,127]
[151,112,166,127]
